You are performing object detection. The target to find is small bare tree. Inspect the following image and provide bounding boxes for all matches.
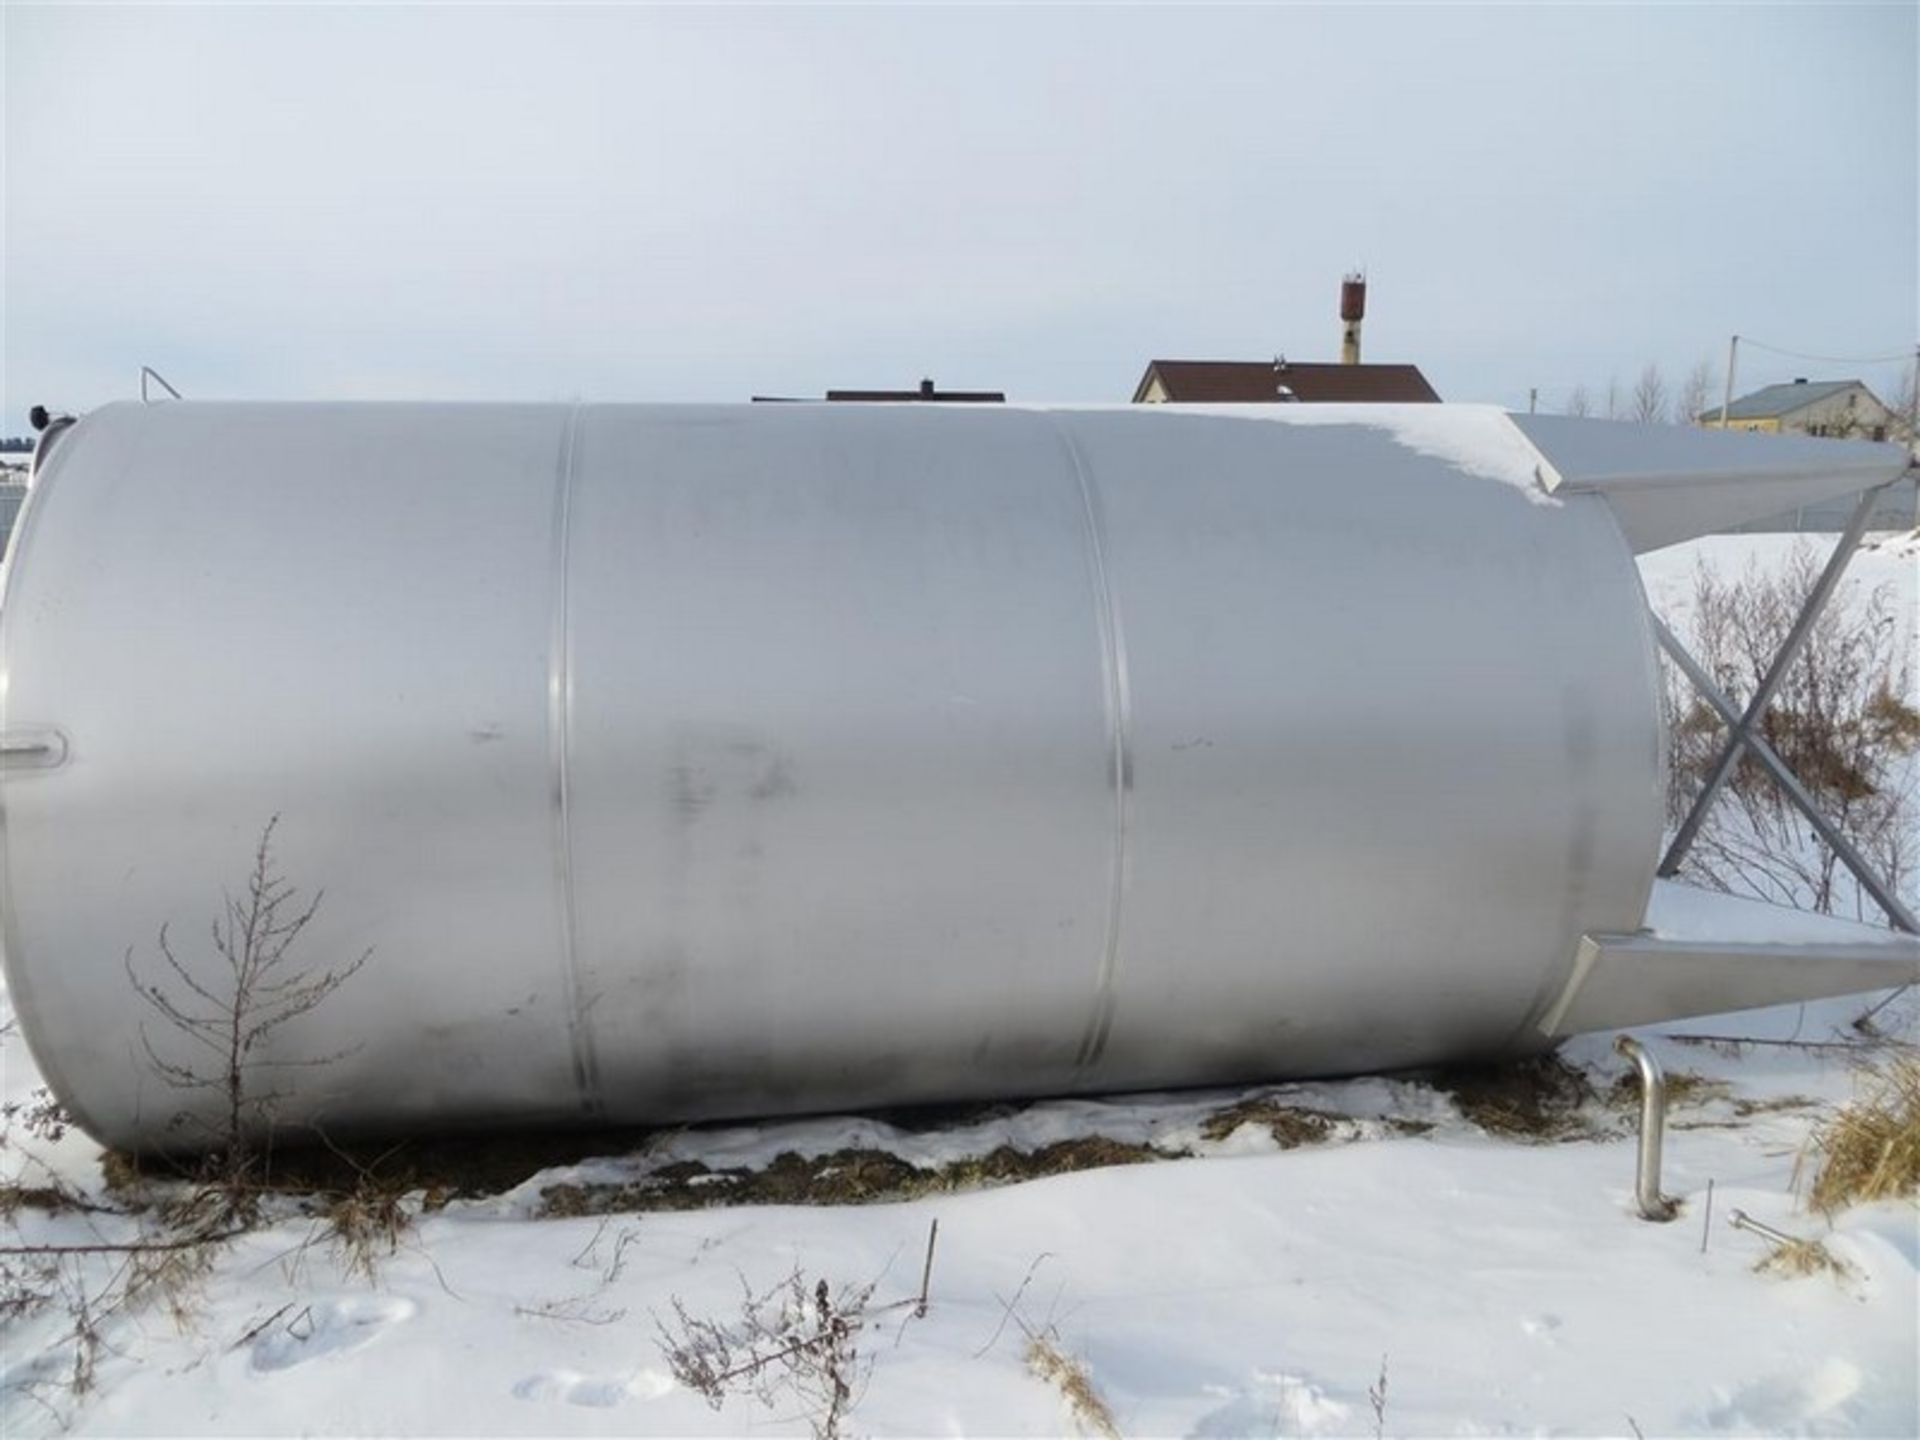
[1676,357,1717,427]
[1632,362,1670,424]
[1887,359,1919,444]
[124,817,370,1207]
[1562,384,1593,419]
[1604,375,1624,421]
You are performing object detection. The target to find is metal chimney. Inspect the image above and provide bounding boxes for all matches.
[1339,272,1367,365]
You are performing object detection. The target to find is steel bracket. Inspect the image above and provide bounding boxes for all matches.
[1652,481,1916,937]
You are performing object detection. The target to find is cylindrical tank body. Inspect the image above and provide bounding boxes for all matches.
[0,402,1665,1150]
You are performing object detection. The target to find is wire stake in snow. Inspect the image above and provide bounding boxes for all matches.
[914,1218,939,1320]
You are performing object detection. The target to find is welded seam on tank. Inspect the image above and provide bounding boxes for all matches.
[547,405,604,1119]
[1051,416,1133,1073]
[1506,492,1662,1052]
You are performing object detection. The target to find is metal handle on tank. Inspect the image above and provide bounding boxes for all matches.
[0,729,69,771]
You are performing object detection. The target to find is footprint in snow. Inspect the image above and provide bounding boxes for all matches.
[1702,1358,1863,1432]
[1520,1313,1564,1343]
[249,1296,417,1374]
[513,1369,674,1407]
[1191,1371,1352,1438]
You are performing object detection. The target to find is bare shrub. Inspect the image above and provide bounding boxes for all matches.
[514,1219,640,1326]
[1025,1328,1122,1439]
[123,1231,218,1329]
[123,816,371,1212]
[0,1234,224,1423]
[2,1089,71,1147]
[1368,1354,1390,1439]
[1797,1055,1920,1214]
[0,1090,109,1222]
[655,1225,936,1439]
[2,1049,241,1420]
[0,1248,62,1326]
[657,1270,878,1440]
[1661,545,1918,919]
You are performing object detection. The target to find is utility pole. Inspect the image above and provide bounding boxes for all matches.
[1717,335,1739,429]
[1528,387,1538,415]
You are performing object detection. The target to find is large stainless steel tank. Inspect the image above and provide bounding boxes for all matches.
[0,401,1910,1151]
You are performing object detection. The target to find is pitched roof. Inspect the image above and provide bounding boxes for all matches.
[1708,379,1864,422]
[1134,360,1440,405]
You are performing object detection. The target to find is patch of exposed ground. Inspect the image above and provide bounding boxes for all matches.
[102,1127,662,1211]
[93,1051,1778,1218]
[1199,1099,1432,1148]
[538,1138,1171,1218]
[1604,1069,1733,1112]
[1424,1055,1613,1142]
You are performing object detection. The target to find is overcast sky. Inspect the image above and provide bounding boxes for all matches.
[4,3,1914,429]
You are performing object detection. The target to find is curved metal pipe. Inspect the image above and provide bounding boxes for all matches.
[1615,1035,1678,1221]
[1726,1208,1796,1248]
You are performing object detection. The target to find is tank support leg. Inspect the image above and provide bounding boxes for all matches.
[1651,604,1918,936]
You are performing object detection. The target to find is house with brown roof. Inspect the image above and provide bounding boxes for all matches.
[1132,359,1440,405]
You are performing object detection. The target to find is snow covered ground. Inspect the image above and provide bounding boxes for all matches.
[3,971,1915,1437]
[2,527,1916,1438]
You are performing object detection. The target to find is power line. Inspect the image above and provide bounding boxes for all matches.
[1737,337,1916,367]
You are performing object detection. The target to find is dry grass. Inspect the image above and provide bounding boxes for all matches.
[1731,1094,1820,1118]
[1799,1055,1920,1215]
[0,1183,102,1219]
[125,1233,218,1328]
[1753,1236,1857,1283]
[1200,1099,1337,1147]
[325,1178,411,1281]
[1199,1098,1432,1147]
[105,1123,663,1207]
[1026,1330,1122,1439]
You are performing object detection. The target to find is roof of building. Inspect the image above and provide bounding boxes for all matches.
[1134,360,1441,405]
[1706,378,1866,422]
